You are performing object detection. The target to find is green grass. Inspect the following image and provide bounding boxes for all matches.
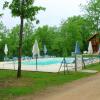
[82,54,99,58]
[0,63,100,100]
[86,63,100,71]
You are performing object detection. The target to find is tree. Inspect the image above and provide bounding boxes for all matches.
[83,0,100,32]
[7,25,19,58]
[3,0,45,78]
[60,16,91,54]
[0,21,8,60]
[22,22,34,56]
[34,25,61,56]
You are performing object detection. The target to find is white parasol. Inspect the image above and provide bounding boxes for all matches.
[88,41,93,54]
[4,44,8,55]
[32,40,40,58]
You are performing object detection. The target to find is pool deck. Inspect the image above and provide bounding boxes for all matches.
[0,58,99,72]
[0,60,75,72]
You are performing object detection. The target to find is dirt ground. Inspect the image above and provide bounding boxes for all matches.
[16,73,100,100]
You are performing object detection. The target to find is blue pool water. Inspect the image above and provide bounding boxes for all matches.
[21,58,75,66]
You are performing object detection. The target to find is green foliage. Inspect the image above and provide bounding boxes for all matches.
[0,21,8,60]
[83,0,100,32]
[3,0,45,78]
[7,25,19,57]
[22,22,34,56]
[60,16,91,54]
[3,0,45,58]
[4,0,45,21]
[33,25,64,56]
[0,15,93,59]
[2,0,99,58]
[31,16,92,57]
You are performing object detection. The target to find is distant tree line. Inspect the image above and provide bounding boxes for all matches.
[0,0,100,61]
[0,16,93,60]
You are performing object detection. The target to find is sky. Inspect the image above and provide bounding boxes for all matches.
[0,0,87,29]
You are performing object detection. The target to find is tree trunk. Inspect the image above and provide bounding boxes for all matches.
[17,16,24,78]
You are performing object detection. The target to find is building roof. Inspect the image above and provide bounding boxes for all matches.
[88,32,99,41]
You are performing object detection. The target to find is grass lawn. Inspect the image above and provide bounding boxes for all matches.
[0,63,100,100]
[86,63,100,71]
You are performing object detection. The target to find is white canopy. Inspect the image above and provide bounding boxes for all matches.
[98,45,100,53]
[32,40,40,58]
[88,41,93,54]
[4,44,8,55]
[44,45,47,54]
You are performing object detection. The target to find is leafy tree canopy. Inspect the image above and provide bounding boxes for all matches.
[3,0,45,21]
[83,0,100,32]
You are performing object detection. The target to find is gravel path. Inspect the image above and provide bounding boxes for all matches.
[16,73,100,100]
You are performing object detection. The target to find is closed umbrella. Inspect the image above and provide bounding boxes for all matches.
[88,41,93,54]
[4,44,8,55]
[32,40,40,58]
[32,40,40,70]
[44,45,47,56]
[4,44,8,61]
[74,41,81,71]
[98,44,100,53]
[75,41,81,54]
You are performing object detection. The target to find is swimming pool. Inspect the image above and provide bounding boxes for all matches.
[21,58,75,66]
